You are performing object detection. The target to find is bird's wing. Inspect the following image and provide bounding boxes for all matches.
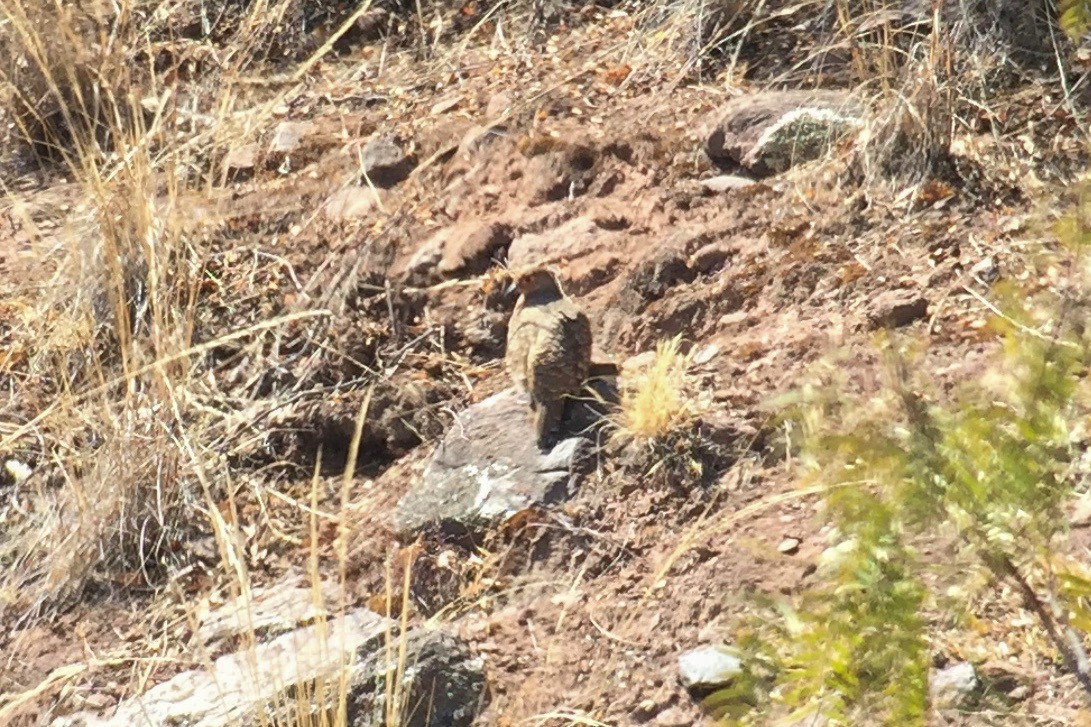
[559,305,593,370]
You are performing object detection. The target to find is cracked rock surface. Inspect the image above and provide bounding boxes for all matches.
[393,387,596,539]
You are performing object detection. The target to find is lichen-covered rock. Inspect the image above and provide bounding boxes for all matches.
[393,387,595,539]
[347,630,486,727]
[705,91,863,177]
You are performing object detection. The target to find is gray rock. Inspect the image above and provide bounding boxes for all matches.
[53,612,487,727]
[706,90,863,177]
[930,661,979,708]
[196,580,343,646]
[393,387,594,539]
[361,135,415,187]
[269,121,313,155]
[867,289,929,329]
[347,630,486,727]
[53,609,389,727]
[678,645,743,690]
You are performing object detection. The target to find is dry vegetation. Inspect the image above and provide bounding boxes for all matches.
[3,0,1091,725]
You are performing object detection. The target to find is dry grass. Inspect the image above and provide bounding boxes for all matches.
[0,0,354,616]
[611,335,717,485]
[0,0,200,615]
[615,335,696,442]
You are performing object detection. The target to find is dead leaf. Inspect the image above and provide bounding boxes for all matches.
[915,179,956,205]
[600,64,631,86]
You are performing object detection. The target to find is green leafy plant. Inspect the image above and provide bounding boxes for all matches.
[1061,0,1091,39]
[711,176,1091,727]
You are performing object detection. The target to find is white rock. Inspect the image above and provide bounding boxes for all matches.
[699,175,757,193]
[4,459,32,484]
[678,645,743,690]
[930,661,978,707]
[777,537,801,555]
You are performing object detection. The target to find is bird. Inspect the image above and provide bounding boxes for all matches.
[505,267,592,450]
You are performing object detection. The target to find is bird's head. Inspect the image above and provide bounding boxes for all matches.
[505,266,563,299]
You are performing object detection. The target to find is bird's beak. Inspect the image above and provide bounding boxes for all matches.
[504,279,517,296]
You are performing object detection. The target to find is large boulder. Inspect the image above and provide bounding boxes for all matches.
[347,629,487,727]
[393,387,597,539]
[505,215,632,294]
[705,90,863,177]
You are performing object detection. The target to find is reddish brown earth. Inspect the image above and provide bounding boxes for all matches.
[3,5,1091,726]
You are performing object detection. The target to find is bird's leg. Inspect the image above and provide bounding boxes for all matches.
[534,398,564,451]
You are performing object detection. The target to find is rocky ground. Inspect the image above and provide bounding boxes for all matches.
[4,1,1091,725]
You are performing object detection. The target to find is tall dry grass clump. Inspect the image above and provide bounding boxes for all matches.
[0,0,389,621]
[0,0,142,170]
[0,0,214,615]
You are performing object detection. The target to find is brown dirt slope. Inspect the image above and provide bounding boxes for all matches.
[3,2,1091,725]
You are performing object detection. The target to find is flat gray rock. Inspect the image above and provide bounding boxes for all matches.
[53,612,487,727]
[54,609,389,727]
[393,387,594,539]
[196,579,343,646]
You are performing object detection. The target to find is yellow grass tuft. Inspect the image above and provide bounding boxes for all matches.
[616,334,696,442]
